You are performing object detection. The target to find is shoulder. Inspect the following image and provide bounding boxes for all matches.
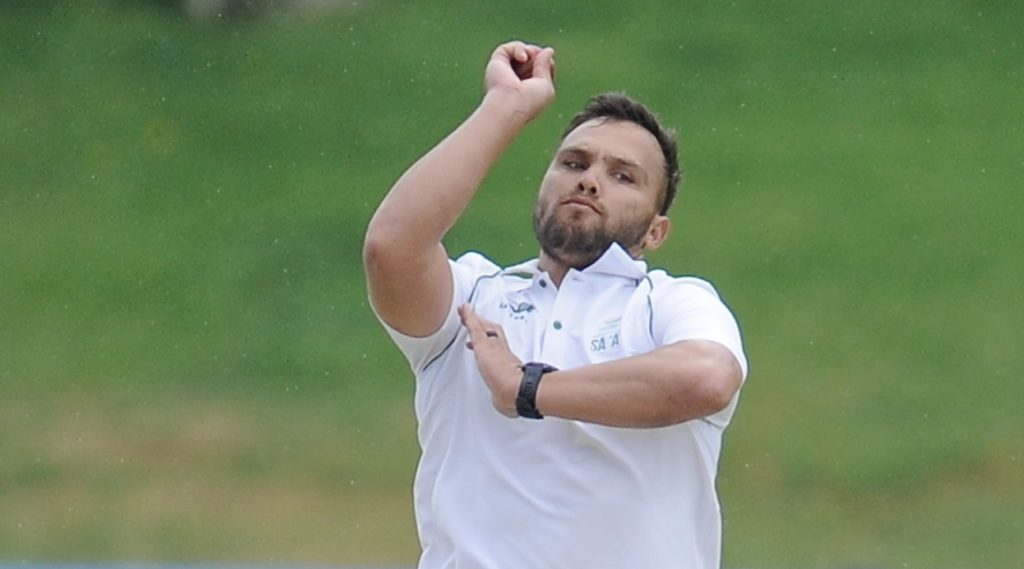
[642,269,742,342]
[449,250,504,288]
[452,251,537,291]
[645,270,725,304]
[453,250,502,274]
[450,251,539,307]
[643,268,748,378]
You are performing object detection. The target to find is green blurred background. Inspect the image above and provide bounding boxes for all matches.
[1,0,1021,567]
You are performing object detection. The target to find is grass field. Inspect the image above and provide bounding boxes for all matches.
[1,1,1022,567]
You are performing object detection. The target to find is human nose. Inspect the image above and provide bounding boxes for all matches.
[575,169,599,197]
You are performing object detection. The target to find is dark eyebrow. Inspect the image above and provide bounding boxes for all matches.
[606,156,641,169]
[557,146,592,160]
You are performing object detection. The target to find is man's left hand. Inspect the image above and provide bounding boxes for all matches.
[458,304,523,417]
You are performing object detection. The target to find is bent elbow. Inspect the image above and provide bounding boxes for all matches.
[362,229,387,269]
[698,356,743,414]
[363,222,407,274]
[667,353,742,421]
[702,377,738,414]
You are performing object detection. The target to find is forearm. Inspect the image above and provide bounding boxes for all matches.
[365,91,531,251]
[534,341,743,428]
[365,42,555,337]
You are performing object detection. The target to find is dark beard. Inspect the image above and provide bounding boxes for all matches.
[533,203,651,269]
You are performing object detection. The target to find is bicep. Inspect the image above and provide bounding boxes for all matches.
[364,241,454,338]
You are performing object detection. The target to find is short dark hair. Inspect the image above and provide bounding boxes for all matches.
[561,93,681,215]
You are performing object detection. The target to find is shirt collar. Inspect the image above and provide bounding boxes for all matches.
[580,243,649,280]
[501,243,648,282]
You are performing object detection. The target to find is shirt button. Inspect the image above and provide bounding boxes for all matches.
[553,321,562,330]
[539,280,547,288]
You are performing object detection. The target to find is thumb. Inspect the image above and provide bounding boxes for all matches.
[532,47,556,82]
[458,303,484,332]
[457,303,473,326]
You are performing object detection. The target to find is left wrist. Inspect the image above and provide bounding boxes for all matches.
[486,364,523,418]
[503,364,523,414]
[516,362,558,419]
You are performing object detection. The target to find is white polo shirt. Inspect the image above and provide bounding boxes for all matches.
[376,243,747,569]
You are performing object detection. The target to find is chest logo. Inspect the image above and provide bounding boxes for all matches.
[500,301,535,321]
[589,317,621,353]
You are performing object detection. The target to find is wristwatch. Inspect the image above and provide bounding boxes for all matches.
[517,362,558,419]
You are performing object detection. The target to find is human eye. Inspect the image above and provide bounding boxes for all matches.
[613,170,635,184]
[563,159,586,170]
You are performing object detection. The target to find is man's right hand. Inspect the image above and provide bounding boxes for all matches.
[484,41,556,123]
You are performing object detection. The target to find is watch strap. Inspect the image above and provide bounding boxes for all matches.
[517,362,557,419]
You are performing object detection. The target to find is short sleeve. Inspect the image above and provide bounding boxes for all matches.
[650,276,748,378]
[371,251,501,373]
[649,275,748,428]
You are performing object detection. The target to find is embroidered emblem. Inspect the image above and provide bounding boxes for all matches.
[589,317,621,353]
[499,301,535,321]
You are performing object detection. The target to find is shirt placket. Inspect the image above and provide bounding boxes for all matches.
[538,272,587,367]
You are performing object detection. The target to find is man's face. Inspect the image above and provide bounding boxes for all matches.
[533,118,668,269]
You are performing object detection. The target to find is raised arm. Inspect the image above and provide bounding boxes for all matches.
[363,41,556,337]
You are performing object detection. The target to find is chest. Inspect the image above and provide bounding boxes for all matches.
[475,277,646,369]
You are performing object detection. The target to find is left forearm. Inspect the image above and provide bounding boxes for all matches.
[534,341,742,428]
[458,305,743,428]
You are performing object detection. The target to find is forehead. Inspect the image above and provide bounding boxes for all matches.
[558,119,665,173]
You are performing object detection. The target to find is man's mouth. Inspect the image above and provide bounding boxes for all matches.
[561,196,601,214]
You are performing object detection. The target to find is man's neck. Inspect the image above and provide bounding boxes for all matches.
[536,252,571,287]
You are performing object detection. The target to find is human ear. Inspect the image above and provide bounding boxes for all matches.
[642,215,671,251]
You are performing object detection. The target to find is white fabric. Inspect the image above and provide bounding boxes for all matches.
[375,244,747,569]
